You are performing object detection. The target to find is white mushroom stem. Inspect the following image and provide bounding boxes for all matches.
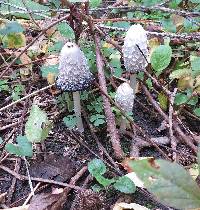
[73,91,84,132]
[130,73,137,96]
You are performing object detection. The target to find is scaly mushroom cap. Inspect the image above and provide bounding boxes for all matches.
[122,24,149,73]
[115,82,134,113]
[56,42,94,92]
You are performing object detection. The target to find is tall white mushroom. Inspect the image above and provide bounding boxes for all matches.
[122,24,149,96]
[56,42,94,132]
[115,82,134,133]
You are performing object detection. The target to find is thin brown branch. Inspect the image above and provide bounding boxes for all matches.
[142,84,197,154]
[0,84,54,113]
[94,18,155,23]
[90,5,200,17]
[97,24,200,42]
[169,88,178,161]
[94,34,124,159]
[0,165,86,191]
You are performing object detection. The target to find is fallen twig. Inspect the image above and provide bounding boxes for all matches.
[0,165,86,191]
[142,84,197,154]
[169,88,178,161]
[94,34,124,159]
[0,84,54,113]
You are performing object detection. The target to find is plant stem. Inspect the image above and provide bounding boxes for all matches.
[73,91,84,133]
[130,73,137,96]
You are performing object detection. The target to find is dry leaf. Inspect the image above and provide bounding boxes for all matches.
[0,192,7,204]
[28,192,64,210]
[44,55,59,66]
[113,202,150,210]
[178,76,194,90]
[171,14,185,32]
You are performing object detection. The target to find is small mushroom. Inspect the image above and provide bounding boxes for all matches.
[115,82,134,133]
[56,42,94,132]
[122,24,149,96]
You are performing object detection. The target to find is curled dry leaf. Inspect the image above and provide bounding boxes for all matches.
[113,202,150,210]
[0,192,7,204]
[28,192,64,210]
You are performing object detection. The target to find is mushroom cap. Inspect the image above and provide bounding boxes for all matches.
[122,24,149,73]
[115,82,134,113]
[56,42,94,92]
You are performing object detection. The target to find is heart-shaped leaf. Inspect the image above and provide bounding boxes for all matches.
[5,135,33,157]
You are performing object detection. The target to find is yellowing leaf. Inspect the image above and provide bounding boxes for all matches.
[189,164,199,180]
[148,37,160,56]
[113,202,150,210]
[169,68,191,80]
[103,42,113,48]
[2,33,26,48]
[158,92,168,111]
[178,76,194,90]
[47,73,55,84]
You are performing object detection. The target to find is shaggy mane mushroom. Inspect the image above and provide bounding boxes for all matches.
[56,42,94,132]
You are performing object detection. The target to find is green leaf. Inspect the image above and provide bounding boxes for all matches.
[95,175,115,187]
[5,135,33,157]
[191,56,200,78]
[94,118,105,126]
[0,21,24,35]
[112,22,130,29]
[113,176,136,194]
[184,19,199,33]
[174,93,188,105]
[25,104,52,143]
[150,45,172,76]
[126,159,200,209]
[169,0,182,8]
[48,41,64,53]
[161,19,176,33]
[198,147,200,175]
[41,64,59,78]
[89,0,102,8]
[142,0,162,6]
[0,80,9,91]
[194,108,200,117]
[146,78,153,89]
[187,96,198,106]
[88,159,107,176]
[63,115,77,129]
[92,184,103,192]
[0,137,3,144]
[12,84,25,101]
[57,23,75,39]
